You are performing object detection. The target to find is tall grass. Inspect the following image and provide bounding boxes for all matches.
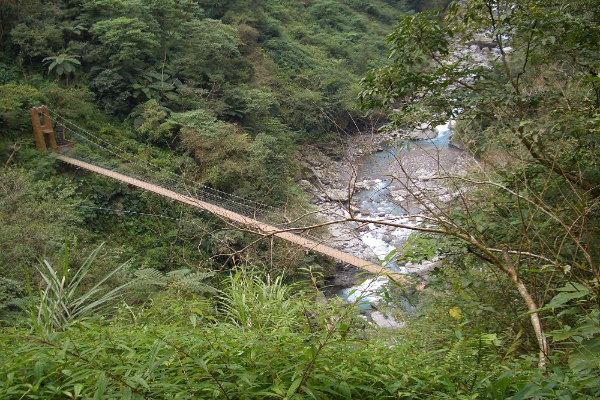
[25,243,132,334]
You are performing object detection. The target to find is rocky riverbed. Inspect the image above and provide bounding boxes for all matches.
[294,40,497,328]
[297,122,476,327]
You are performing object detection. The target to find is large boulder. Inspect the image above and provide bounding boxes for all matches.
[408,123,438,140]
[370,311,404,329]
[467,34,497,50]
[325,188,349,202]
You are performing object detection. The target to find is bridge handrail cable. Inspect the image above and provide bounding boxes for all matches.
[46,109,324,234]
[47,108,285,215]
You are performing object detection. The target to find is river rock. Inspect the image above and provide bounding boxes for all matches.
[325,188,349,202]
[414,168,435,181]
[390,189,407,200]
[354,181,370,191]
[370,311,403,329]
[382,234,393,243]
[406,123,438,140]
[389,129,406,139]
[405,260,441,280]
[468,34,497,50]
[298,179,314,191]
[327,263,363,288]
[349,206,361,215]
[357,224,369,233]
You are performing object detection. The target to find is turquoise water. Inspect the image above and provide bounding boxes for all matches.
[337,123,453,306]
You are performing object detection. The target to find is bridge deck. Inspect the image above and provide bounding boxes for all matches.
[56,155,407,282]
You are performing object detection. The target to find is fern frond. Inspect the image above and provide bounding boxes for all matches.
[133,267,216,294]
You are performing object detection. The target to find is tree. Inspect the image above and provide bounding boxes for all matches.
[43,53,81,85]
[0,0,41,46]
[60,21,87,42]
[90,17,159,73]
[355,0,599,368]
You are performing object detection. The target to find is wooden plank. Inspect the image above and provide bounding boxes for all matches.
[56,154,408,282]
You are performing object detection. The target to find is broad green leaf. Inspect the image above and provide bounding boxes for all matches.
[286,377,302,398]
[547,285,590,309]
[93,372,107,400]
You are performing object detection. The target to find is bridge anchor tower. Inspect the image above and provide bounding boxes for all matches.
[30,106,73,153]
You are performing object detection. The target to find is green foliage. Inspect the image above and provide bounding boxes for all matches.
[0,0,598,397]
[25,243,133,335]
[0,277,26,324]
[358,0,599,385]
[0,277,375,399]
[162,107,298,203]
[219,271,301,329]
[1,241,599,400]
[407,0,453,11]
[487,283,600,398]
[0,83,45,137]
[133,267,216,295]
[3,266,597,399]
[172,19,248,85]
[42,53,81,77]
[221,86,277,125]
[130,70,181,103]
[1,2,549,396]
[359,10,456,126]
[390,264,600,398]
[10,22,64,61]
[88,69,132,114]
[0,273,441,399]
[1,0,409,135]
[0,63,18,84]
[131,99,170,143]
[90,17,159,71]
[0,168,85,282]
[360,0,600,196]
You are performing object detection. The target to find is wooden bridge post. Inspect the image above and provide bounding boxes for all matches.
[30,106,57,152]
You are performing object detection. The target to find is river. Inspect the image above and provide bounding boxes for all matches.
[337,122,455,308]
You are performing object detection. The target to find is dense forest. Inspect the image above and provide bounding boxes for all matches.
[1,0,598,398]
[1,0,417,282]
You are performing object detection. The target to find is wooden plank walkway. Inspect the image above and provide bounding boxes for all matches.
[57,155,407,282]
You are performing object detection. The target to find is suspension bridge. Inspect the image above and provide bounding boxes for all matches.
[30,106,406,281]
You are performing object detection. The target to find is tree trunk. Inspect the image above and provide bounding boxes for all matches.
[503,251,549,368]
